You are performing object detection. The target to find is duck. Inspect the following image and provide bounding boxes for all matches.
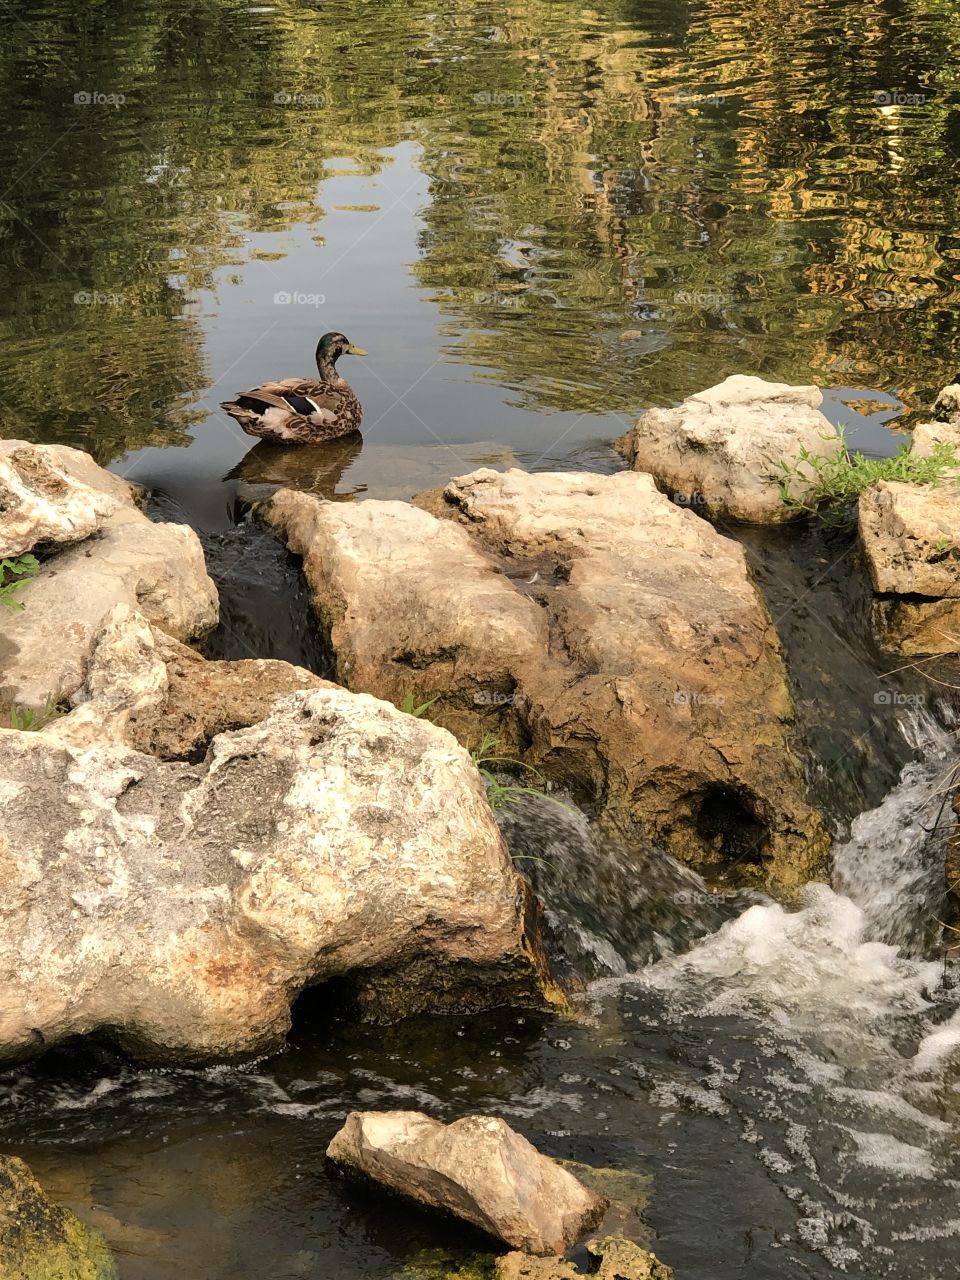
[220,331,367,445]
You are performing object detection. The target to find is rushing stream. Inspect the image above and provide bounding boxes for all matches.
[4,0,960,1274]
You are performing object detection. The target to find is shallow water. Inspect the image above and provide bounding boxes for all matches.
[4,0,960,1275]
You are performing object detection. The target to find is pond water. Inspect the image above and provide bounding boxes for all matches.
[3,0,960,1276]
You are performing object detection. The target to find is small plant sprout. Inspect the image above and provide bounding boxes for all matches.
[0,553,40,609]
[9,692,68,732]
[400,692,440,719]
[469,731,552,812]
[776,430,959,523]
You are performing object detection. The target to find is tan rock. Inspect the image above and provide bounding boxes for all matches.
[0,617,551,1063]
[265,470,825,887]
[495,1254,579,1279]
[0,1154,117,1279]
[909,420,960,459]
[0,440,138,559]
[858,480,960,654]
[261,489,548,754]
[614,375,842,523]
[327,1111,607,1255]
[586,1237,673,1280]
[0,505,218,713]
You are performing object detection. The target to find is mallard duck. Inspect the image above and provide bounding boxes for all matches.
[220,331,367,445]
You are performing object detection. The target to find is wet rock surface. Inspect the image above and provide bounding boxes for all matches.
[0,1154,117,1279]
[265,468,826,887]
[0,611,551,1064]
[327,1111,607,1255]
[613,375,841,523]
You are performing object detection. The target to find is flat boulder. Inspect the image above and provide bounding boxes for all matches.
[0,613,552,1063]
[0,1154,117,1279]
[264,470,826,887]
[326,1111,607,1255]
[858,479,960,654]
[614,375,842,523]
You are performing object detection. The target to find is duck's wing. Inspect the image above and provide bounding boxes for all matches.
[234,378,342,421]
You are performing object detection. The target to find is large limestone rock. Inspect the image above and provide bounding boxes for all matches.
[264,470,825,887]
[614,375,842,523]
[327,1111,607,1255]
[858,480,960,654]
[0,1154,117,1279]
[0,440,136,558]
[0,613,551,1063]
[0,505,218,713]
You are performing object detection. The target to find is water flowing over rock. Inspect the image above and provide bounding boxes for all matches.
[0,611,552,1064]
[0,439,137,558]
[0,440,218,714]
[326,1111,607,1255]
[264,469,826,887]
[0,1154,117,1279]
[858,479,960,655]
[613,375,842,523]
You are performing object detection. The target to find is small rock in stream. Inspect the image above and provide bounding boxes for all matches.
[326,1110,607,1256]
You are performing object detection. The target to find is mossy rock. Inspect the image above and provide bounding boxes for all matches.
[0,1155,118,1280]
[393,1246,497,1279]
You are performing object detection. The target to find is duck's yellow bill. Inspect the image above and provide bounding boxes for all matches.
[347,345,368,356]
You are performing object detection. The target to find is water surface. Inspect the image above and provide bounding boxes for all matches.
[3,0,960,1276]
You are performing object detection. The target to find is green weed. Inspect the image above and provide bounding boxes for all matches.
[9,692,67,732]
[776,432,960,523]
[399,691,440,719]
[0,553,40,609]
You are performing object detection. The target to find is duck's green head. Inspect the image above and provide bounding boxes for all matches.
[316,331,368,371]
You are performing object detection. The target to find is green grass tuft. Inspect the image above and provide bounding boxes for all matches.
[776,432,960,523]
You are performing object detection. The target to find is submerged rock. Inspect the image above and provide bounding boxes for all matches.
[614,375,841,523]
[264,469,825,887]
[0,1154,117,1279]
[0,441,217,715]
[858,480,960,655]
[327,1111,607,1255]
[0,439,136,559]
[0,614,552,1063]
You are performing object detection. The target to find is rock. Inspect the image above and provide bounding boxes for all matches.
[858,480,960,654]
[264,470,825,887]
[262,489,548,755]
[0,1154,117,1279]
[326,1111,607,1255]
[933,383,960,422]
[614,375,842,523]
[495,1238,672,1280]
[121,627,333,759]
[0,440,137,559]
[0,618,552,1062]
[0,505,218,713]
[495,1255,579,1279]
[909,420,960,459]
[586,1237,673,1280]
